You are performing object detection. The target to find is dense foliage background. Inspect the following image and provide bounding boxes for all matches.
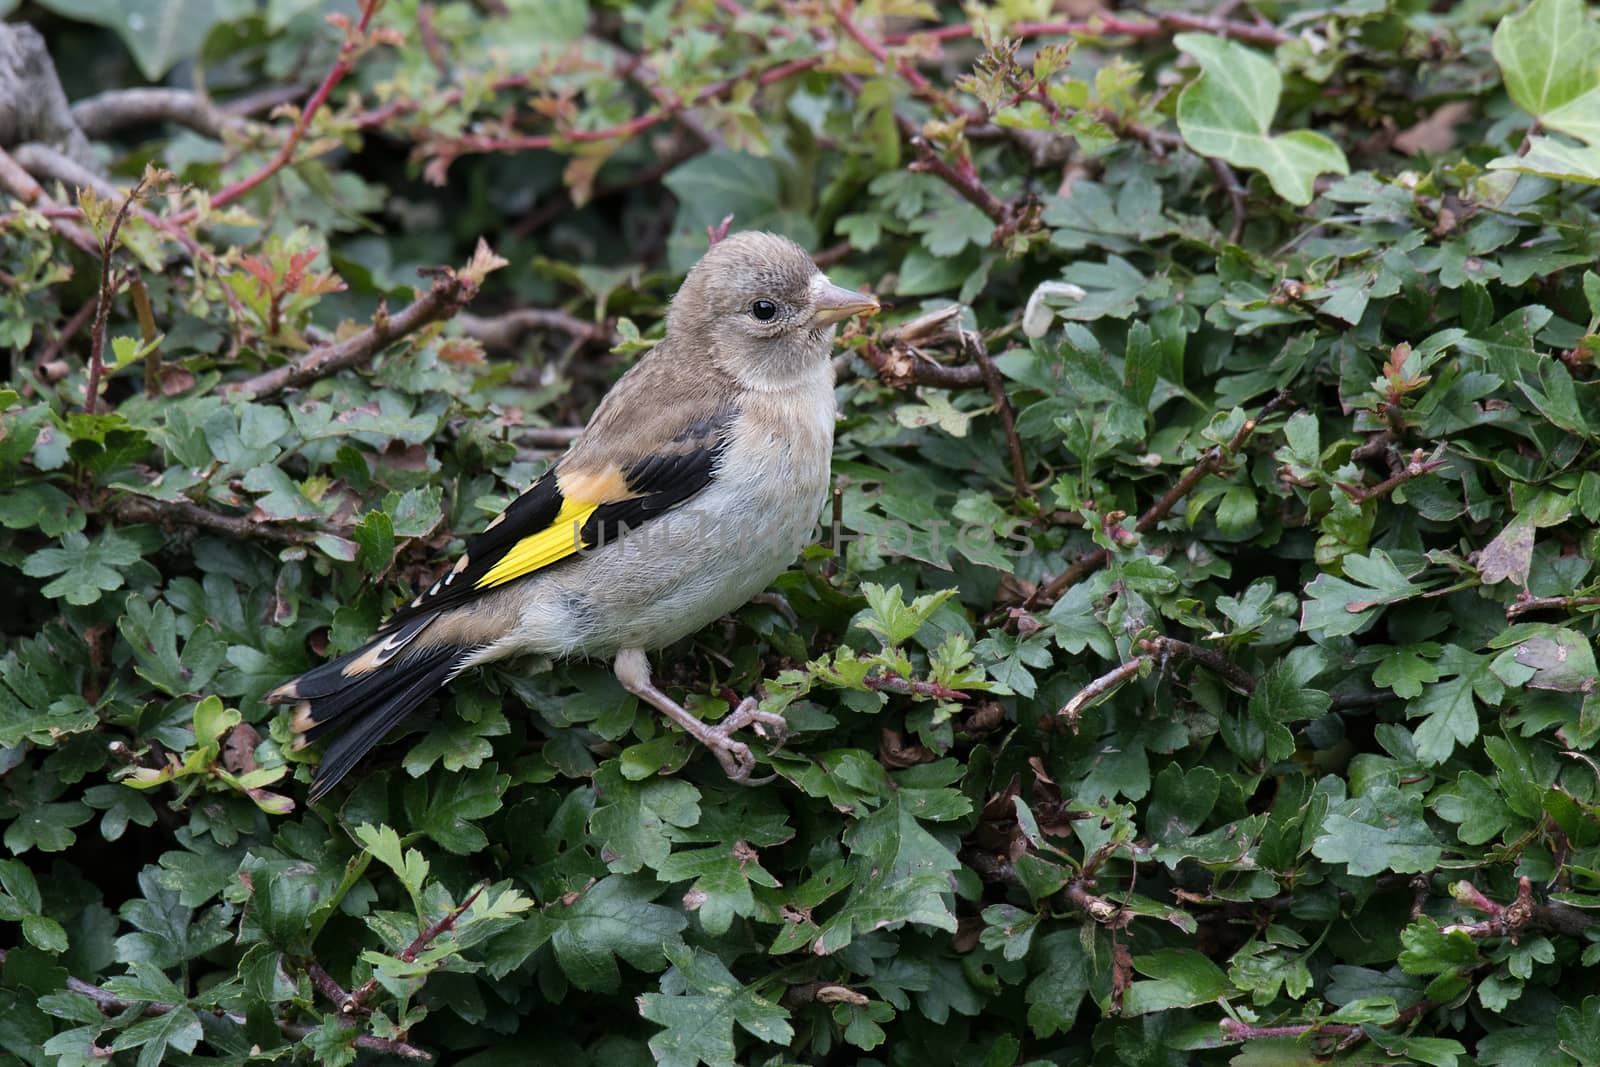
[3,0,1600,1063]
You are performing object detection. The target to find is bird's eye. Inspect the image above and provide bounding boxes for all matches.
[750,299,778,322]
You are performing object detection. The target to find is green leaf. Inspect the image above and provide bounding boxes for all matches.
[1300,549,1426,637]
[20,529,143,606]
[494,875,686,992]
[640,943,793,1067]
[1493,0,1600,133]
[32,0,251,81]
[589,764,701,874]
[403,765,508,855]
[1174,34,1349,205]
[1312,786,1443,876]
[1122,948,1232,1015]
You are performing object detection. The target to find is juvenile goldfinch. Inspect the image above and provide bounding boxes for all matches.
[269,231,878,801]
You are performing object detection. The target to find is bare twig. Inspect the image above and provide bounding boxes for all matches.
[456,308,614,351]
[70,88,251,140]
[1506,594,1600,622]
[128,275,160,398]
[1334,449,1447,504]
[227,240,506,399]
[1057,658,1143,730]
[0,144,98,253]
[418,54,822,183]
[856,343,985,389]
[1139,637,1256,696]
[882,13,1290,47]
[863,671,970,701]
[106,493,316,546]
[963,330,1031,499]
[0,948,432,1062]
[85,170,155,412]
[908,136,1009,224]
[1207,157,1247,243]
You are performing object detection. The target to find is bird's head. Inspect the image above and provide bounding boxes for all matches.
[668,230,879,389]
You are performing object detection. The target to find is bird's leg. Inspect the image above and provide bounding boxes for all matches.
[613,648,787,785]
[748,591,798,627]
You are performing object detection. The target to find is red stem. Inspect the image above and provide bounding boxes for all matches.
[173,0,380,223]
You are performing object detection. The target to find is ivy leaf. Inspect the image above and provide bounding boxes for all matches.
[639,943,793,1067]
[1174,34,1349,205]
[30,0,248,81]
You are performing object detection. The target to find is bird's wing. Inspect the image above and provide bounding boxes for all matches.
[381,405,734,628]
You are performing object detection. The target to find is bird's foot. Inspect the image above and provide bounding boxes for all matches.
[699,696,788,783]
[613,648,786,785]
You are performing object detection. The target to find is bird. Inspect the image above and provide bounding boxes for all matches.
[267,231,880,802]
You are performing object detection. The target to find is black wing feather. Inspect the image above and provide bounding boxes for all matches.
[381,474,566,628]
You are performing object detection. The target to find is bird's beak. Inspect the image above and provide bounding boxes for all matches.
[811,277,880,325]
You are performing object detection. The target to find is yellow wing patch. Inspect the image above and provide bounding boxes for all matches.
[475,496,598,589]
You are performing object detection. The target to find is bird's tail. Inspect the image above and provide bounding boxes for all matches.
[266,614,471,802]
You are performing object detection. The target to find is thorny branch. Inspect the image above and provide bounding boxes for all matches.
[171,0,389,223]
[1024,391,1294,611]
[227,240,506,399]
[336,884,489,1018]
[84,168,160,413]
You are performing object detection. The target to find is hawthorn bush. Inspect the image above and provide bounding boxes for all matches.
[3,0,1600,1063]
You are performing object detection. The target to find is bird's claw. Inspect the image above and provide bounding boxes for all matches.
[703,697,785,786]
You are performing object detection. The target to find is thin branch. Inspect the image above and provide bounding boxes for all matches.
[227,240,506,400]
[0,144,98,253]
[85,171,155,412]
[1026,391,1293,608]
[1207,156,1247,243]
[417,54,821,183]
[963,330,1032,500]
[1139,637,1256,696]
[0,948,432,1062]
[341,884,488,1018]
[106,492,316,546]
[70,88,251,140]
[863,671,970,701]
[128,275,160,398]
[1506,594,1600,622]
[1057,658,1143,730]
[456,308,615,351]
[1334,449,1448,504]
[882,13,1290,47]
[856,343,986,389]
[908,136,1009,223]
